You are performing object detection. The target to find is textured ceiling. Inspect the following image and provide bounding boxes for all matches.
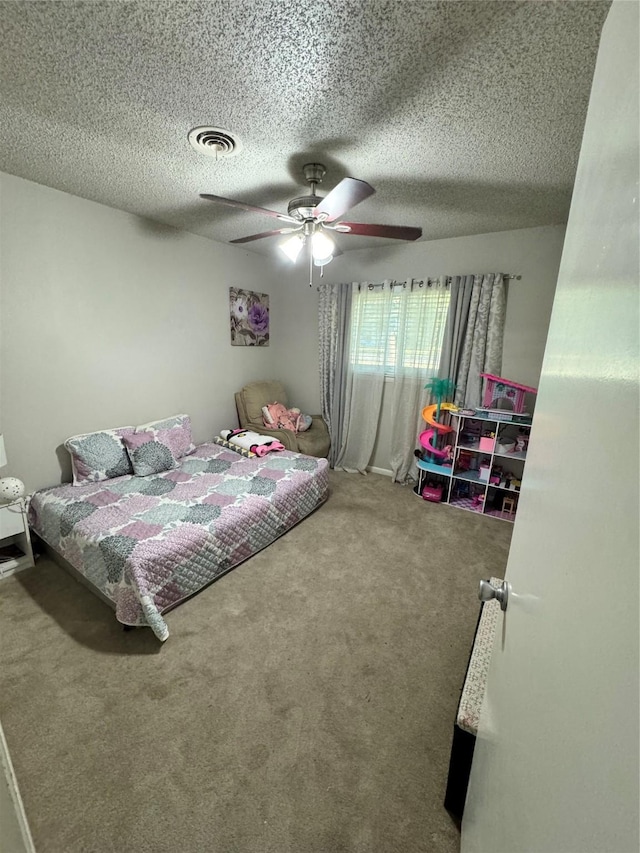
[0,0,610,254]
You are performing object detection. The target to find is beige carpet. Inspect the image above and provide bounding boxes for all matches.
[0,471,512,853]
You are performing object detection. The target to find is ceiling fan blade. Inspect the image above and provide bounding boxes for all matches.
[200,194,297,223]
[339,222,423,241]
[313,178,375,222]
[230,228,297,244]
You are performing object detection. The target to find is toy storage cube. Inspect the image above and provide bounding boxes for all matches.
[479,436,494,452]
[478,465,490,482]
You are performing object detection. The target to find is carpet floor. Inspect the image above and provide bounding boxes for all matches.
[0,471,512,853]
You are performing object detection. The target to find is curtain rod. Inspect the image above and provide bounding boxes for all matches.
[362,273,521,289]
[317,273,521,291]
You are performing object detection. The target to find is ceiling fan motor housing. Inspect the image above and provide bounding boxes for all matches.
[288,195,322,220]
[285,163,329,219]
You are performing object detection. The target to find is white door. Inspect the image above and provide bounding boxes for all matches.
[461,3,639,852]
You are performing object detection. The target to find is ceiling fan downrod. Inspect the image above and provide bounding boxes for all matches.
[287,163,328,221]
[302,162,326,198]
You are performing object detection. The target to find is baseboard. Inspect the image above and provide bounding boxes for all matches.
[0,720,35,853]
[366,466,393,477]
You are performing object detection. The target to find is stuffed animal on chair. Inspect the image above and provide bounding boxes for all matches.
[262,402,312,434]
[289,408,312,432]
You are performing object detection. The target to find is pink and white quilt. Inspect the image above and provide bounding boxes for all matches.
[29,443,329,641]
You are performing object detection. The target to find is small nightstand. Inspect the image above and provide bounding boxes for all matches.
[0,499,34,578]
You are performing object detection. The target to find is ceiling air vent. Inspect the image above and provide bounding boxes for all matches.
[188,126,241,158]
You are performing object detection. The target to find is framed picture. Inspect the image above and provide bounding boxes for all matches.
[229,288,270,347]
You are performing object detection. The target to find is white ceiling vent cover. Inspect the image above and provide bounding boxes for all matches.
[188,127,242,158]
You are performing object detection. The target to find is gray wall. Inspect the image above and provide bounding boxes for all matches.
[275,225,565,471]
[0,173,282,491]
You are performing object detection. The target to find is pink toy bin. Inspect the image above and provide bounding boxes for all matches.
[479,436,495,452]
[422,483,444,502]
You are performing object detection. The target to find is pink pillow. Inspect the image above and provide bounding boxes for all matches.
[134,414,195,459]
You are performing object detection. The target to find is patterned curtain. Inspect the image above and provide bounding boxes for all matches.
[318,282,352,467]
[455,273,506,408]
[319,273,506,479]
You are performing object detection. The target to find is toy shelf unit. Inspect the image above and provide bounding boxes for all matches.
[452,412,531,522]
[414,411,533,523]
[415,374,536,522]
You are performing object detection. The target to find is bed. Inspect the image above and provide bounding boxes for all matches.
[28,442,329,641]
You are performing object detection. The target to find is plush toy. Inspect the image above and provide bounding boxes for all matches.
[262,402,312,434]
[290,408,312,432]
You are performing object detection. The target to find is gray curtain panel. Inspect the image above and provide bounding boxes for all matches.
[335,282,392,473]
[318,282,352,468]
[455,273,506,408]
[438,274,474,388]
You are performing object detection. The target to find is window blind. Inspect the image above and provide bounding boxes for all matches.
[349,284,450,376]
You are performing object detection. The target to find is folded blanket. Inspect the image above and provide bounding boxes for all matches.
[220,429,286,457]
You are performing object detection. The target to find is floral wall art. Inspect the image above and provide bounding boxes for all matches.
[229,287,270,347]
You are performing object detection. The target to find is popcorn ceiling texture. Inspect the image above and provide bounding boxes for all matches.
[0,0,610,252]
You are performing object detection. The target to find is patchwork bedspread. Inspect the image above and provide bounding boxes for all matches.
[29,443,329,641]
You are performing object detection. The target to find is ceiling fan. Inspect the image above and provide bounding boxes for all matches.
[200,163,422,283]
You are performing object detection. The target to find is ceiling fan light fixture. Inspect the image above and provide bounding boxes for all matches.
[311,230,335,261]
[280,234,304,262]
[313,254,333,268]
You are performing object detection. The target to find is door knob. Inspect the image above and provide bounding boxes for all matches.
[478,578,509,611]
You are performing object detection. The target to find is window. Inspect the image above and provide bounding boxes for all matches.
[349,284,450,376]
